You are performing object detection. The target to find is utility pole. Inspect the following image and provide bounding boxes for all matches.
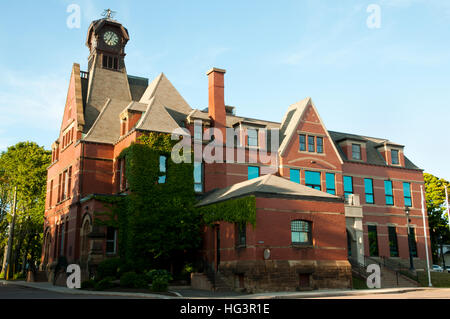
[4,186,17,280]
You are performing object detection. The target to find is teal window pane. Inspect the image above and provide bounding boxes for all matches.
[158,155,167,184]
[305,171,321,190]
[384,180,394,205]
[364,178,374,204]
[403,182,412,207]
[343,176,353,198]
[326,173,335,195]
[194,162,203,192]
[248,166,260,180]
[290,169,300,184]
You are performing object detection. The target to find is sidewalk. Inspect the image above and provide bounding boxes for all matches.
[0,280,433,299]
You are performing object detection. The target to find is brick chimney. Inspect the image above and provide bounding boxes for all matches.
[207,67,226,143]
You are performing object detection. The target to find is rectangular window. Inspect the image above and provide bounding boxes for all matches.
[248,166,260,180]
[291,220,312,244]
[58,173,62,202]
[299,134,306,151]
[316,137,323,153]
[290,169,300,184]
[403,182,412,207]
[158,155,167,184]
[352,144,361,160]
[49,180,53,207]
[305,171,321,190]
[194,162,203,193]
[308,136,315,152]
[60,223,65,256]
[388,226,399,257]
[106,227,117,254]
[325,173,336,195]
[384,180,394,205]
[343,176,353,199]
[409,227,418,257]
[364,178,374,204]
[236,223,246,247]
[103,55,119,70]
[247,129,258,147]
[391,149,399,165]
[368,225,379,257]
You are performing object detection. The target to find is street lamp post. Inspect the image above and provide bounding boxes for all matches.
[405,207,415,271]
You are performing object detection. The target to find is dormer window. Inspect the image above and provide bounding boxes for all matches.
[352,144,361,160]
[391,149,399,165]
[247,129,258,147]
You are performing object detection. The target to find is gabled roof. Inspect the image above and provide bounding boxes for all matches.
[197,174,342,207]
[278,98,343,164]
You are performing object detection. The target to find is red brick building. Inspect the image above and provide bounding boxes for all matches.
[41,16,430,291]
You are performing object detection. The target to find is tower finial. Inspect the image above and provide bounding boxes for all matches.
[102,8,116,19]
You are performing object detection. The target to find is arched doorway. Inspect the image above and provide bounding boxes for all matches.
[43,230,52,269]
[80,216,92,261]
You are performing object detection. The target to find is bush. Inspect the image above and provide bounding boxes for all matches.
[81,279,96,290]
[96,258,121,280]
[147,269,172,292]
[120,271,149,289]
[94,276,115,291]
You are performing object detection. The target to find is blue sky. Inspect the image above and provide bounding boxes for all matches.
[1,0,449,180]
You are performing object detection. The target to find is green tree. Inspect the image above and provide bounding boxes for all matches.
[0,142,50,277]
[423,172,450,263]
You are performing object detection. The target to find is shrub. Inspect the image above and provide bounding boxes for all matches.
[94,276,115,291]
[96,258,121,280]
[147,269,172,292]
[120,271,149,289]
[81,279,96,290]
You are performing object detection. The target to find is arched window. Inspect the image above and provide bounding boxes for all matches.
[80,218,92,258]
[291,220,312,245]
[43,230,52,267]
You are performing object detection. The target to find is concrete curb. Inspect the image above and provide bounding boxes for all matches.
[0,280,435,299]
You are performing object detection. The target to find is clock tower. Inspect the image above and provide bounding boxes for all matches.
[86,16,129,72]
[83,14,133,132]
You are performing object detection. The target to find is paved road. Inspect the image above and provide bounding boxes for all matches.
[312,288,450,299]
[0,284,138,299]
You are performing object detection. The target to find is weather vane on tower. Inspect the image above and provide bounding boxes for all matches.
[102,8,116,20]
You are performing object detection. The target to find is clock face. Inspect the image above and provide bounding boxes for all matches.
[103,31,119,46]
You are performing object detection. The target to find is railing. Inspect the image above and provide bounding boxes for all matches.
[348,258,368,280]
[80,71,89,79]
[364,256,419,284]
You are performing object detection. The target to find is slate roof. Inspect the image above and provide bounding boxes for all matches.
[197,174,342,207]
[84,98,131,144]
[328,131,420,170]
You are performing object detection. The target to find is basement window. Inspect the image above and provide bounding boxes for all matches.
[291,220,312,245]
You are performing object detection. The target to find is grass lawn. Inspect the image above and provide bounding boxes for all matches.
[417,271,450,287]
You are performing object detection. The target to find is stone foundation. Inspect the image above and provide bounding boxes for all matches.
[218,259,352,293]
